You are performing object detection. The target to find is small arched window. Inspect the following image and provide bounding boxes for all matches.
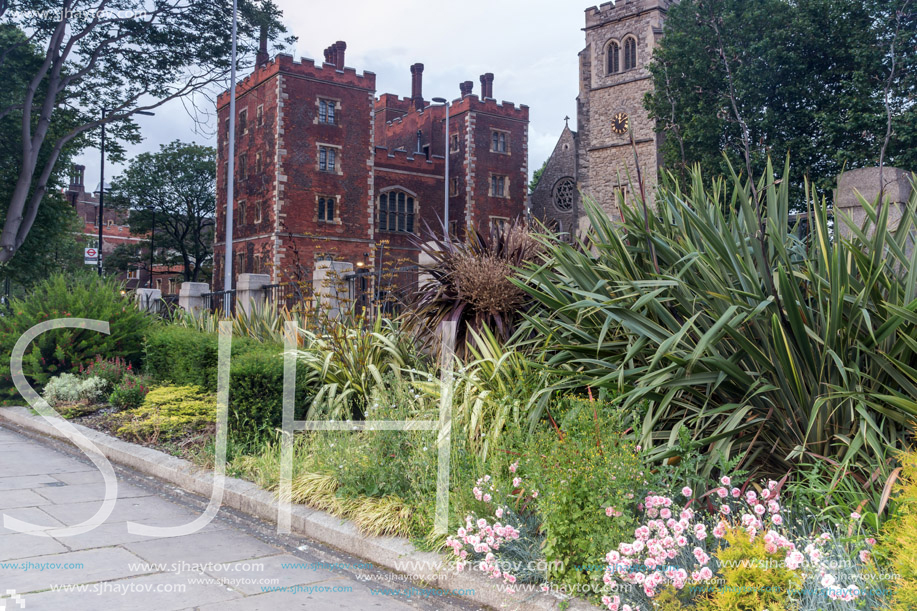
[379,190,415,233]
[624,37,637,71]
[607,41,620,74]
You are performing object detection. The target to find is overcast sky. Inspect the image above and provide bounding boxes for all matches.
[73,0,586,188]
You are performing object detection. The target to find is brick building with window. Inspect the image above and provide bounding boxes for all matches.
[65,164,150,288]
[212,41,529,291]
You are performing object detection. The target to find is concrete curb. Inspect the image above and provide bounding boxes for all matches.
[0,406,600,611]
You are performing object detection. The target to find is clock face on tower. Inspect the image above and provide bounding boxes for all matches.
[611,112,629,135]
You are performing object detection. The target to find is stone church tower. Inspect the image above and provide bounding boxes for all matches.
[531,0,674,232]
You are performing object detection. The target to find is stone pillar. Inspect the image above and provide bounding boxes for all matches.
[418,241,438,289]
[835,167,914,241]
[313,261,353,318]
[134,288,161,313]
[178,282,209,313]
[237,273,271,317]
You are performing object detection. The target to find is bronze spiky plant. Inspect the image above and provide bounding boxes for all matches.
[405,219,540,357]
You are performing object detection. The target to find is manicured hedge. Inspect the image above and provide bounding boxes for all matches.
[144,326,311,429]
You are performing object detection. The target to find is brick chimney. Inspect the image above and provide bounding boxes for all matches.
[479,73,494,99]
[334,41,346,70]
[256,24,268,67]
[69,164,85,190]
[460,81,473,97]
[323,46,333,64]
[410,63,425,111]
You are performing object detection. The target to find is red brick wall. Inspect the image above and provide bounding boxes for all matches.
[214,55,376,289]
[451,96,529,235]
[374,148,444,266]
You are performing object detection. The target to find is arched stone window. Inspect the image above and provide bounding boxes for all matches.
[606,40,620,75]
[379,189,416,233]
[623,36,637,71]
[553,178,575,212]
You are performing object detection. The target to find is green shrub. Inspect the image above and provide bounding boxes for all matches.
[297,314,417,420]
[108,373,150,410]
[116,385,215,443]
[144,325,311,429]
[520,161,917,504]
[79,355,131,386]
[230,346,311,430]
[42,373,108,407]
[0,273,152,402]
[143,325,220,390]
[526,397,644,589]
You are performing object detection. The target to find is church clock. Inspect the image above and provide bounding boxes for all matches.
[610,112,629,135]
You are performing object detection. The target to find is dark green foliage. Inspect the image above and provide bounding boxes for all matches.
[526,397,644,589]
[144,326,221,390]
[229,347,311,429]
[143,325,310,429]
[647,0,917,195]
[0,273,153,401]
[108,141,216,282]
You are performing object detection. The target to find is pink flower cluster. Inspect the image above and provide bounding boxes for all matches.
[472,475,494,503]
[600,477,870,611]
[446,470,524,594]
[713,478,786,539]
[602,496,710,606]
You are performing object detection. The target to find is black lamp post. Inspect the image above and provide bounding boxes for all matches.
[146,204,156,289]
[96,108,155,276]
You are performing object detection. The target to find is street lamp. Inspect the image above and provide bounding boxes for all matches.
[97,108,155,276]
[223,0,239,313]
[145,204,156,289]
[431,97,450,238]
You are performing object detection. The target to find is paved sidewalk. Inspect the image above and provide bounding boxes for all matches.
[0,424,480,610]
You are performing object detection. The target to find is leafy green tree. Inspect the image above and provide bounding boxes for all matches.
[0,0,294,264]
[529,160,547,194]
[646,0,916,194]
[109,141,216,282]
[103,242,146,278]
[0,25,84,291]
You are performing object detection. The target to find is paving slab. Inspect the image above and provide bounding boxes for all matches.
[193,583,427,610]
[32,481,150,505]
[0,532,68,561]
[123,528,279,567]
[0,489,53,510]
[13,571,243,611]
[0,506,65,535]
[202,553,339,596]
[39,494,201,525]
[1,546,153,594]
[0,474,60,491]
